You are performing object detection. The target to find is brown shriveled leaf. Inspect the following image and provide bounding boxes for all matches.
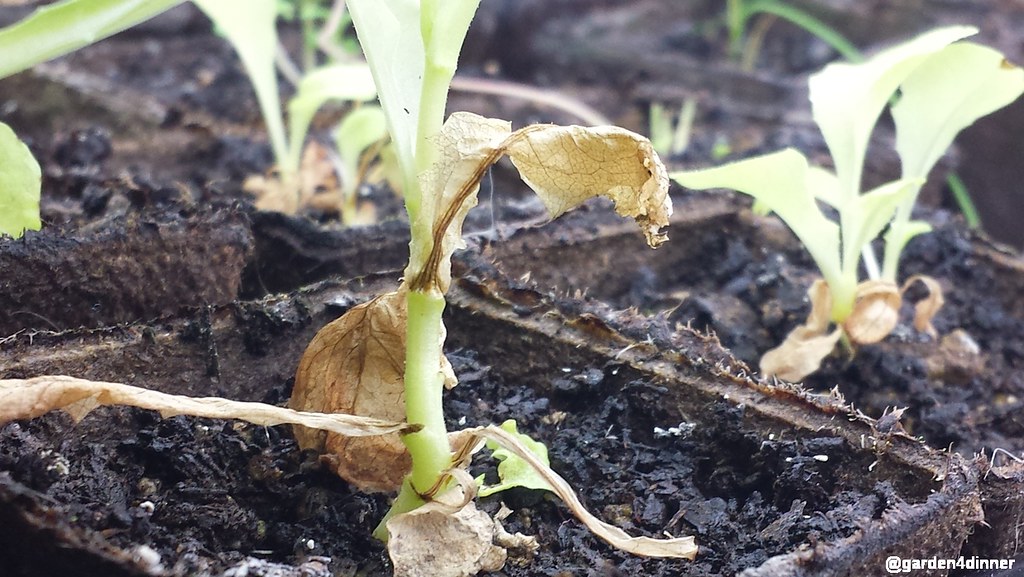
[245,141,338,214]
[0,376,411,436]
[289,290,455,492]
[901,274,944,337]
[409,114,512,292]
[844,280,901,345]
[407,112,671,293]
[760,280,842,382]
[460,425,698,559]
[504,123,672,248]
[387,485,510,577]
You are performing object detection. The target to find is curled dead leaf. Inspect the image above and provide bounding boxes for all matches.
[503,122,672,248]
[901,274,944,337]
[408,112,671,293]
[762,274,947,382]
[386,485,511,577]
[290,290,456,492]
[0,376,412,436]
[760,280,842,382]
[461,424,698,559]
[245,142,338,214]
[844,280,901,345]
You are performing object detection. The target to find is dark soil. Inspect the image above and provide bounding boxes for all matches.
[1,1,1022,576]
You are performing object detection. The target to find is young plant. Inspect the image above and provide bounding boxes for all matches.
[672,26,1024,382]
[193,0,384,218]
[284,0,695,573]
[725,0,862,69]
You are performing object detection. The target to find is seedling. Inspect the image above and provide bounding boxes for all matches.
[193,0,385,219]
[724,0,861,70]
[284,1,695,572]
[0,0,695,574]
[672,26,1024,381]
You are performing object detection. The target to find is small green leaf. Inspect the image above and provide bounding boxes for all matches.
[287,63,378,174]
[845,178,923,269]
[0,122,42,238]
[478,420,552,498]
[334,104,388,184]
[671,149,841,284]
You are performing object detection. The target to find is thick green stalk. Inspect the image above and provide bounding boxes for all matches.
[375,289,450,539]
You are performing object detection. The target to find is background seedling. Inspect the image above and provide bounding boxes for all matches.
[724,0,861,70]
[673,26,1024,381]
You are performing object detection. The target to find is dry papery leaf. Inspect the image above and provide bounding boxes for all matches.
[760,280,842,382]
[0,375,411,437]
[408,111,671,292]
[760,275,946,382]
[458,425,698,559]
[289,290,456,492]
[244,141,338,214]
[386,474,533,577]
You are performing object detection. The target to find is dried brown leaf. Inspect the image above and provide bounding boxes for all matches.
[504,123,672,248]
[290,290,409,492]
[461,425,698,559]
[0,376,411,436]
[759,280,842,382]
[844,280,901,345]
[409,113,511,292]
[245,142,338,214]
[408,112,671,292]
[387,486,509,577]
[290,290,456,492]
[901,274,944,337]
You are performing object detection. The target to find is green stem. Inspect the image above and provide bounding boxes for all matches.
[726,0,747,60]
[375,289,451,539]
[746,0,863,62]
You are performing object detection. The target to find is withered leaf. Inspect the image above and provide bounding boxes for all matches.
[760,280,842,382]
[409,114,511,292]
[387,487,508,577]
[408,112,671,293]
[0,376,411,437]
[245,141,338,214]
[291,290,409,492]
[463,424,698,559]
[504,122,672,248]
[290,290,455,492]
[901,274,944,337]
[844,280,901,345]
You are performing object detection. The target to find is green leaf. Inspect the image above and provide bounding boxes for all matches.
[0,0,182,80]
[0,122,42,238]
[193,0,288,173]
[334,104,388,185]
[478,420,552,498]
[287,63,378,174]
[806,165,840,209]
[893,42,1024,180]
[671,149,841,284]
[347,0,423,184]
[883,219,933,271]
[808,25,975,203]
[844,177,923,270]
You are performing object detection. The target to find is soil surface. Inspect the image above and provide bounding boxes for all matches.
[1,1,1022,576]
